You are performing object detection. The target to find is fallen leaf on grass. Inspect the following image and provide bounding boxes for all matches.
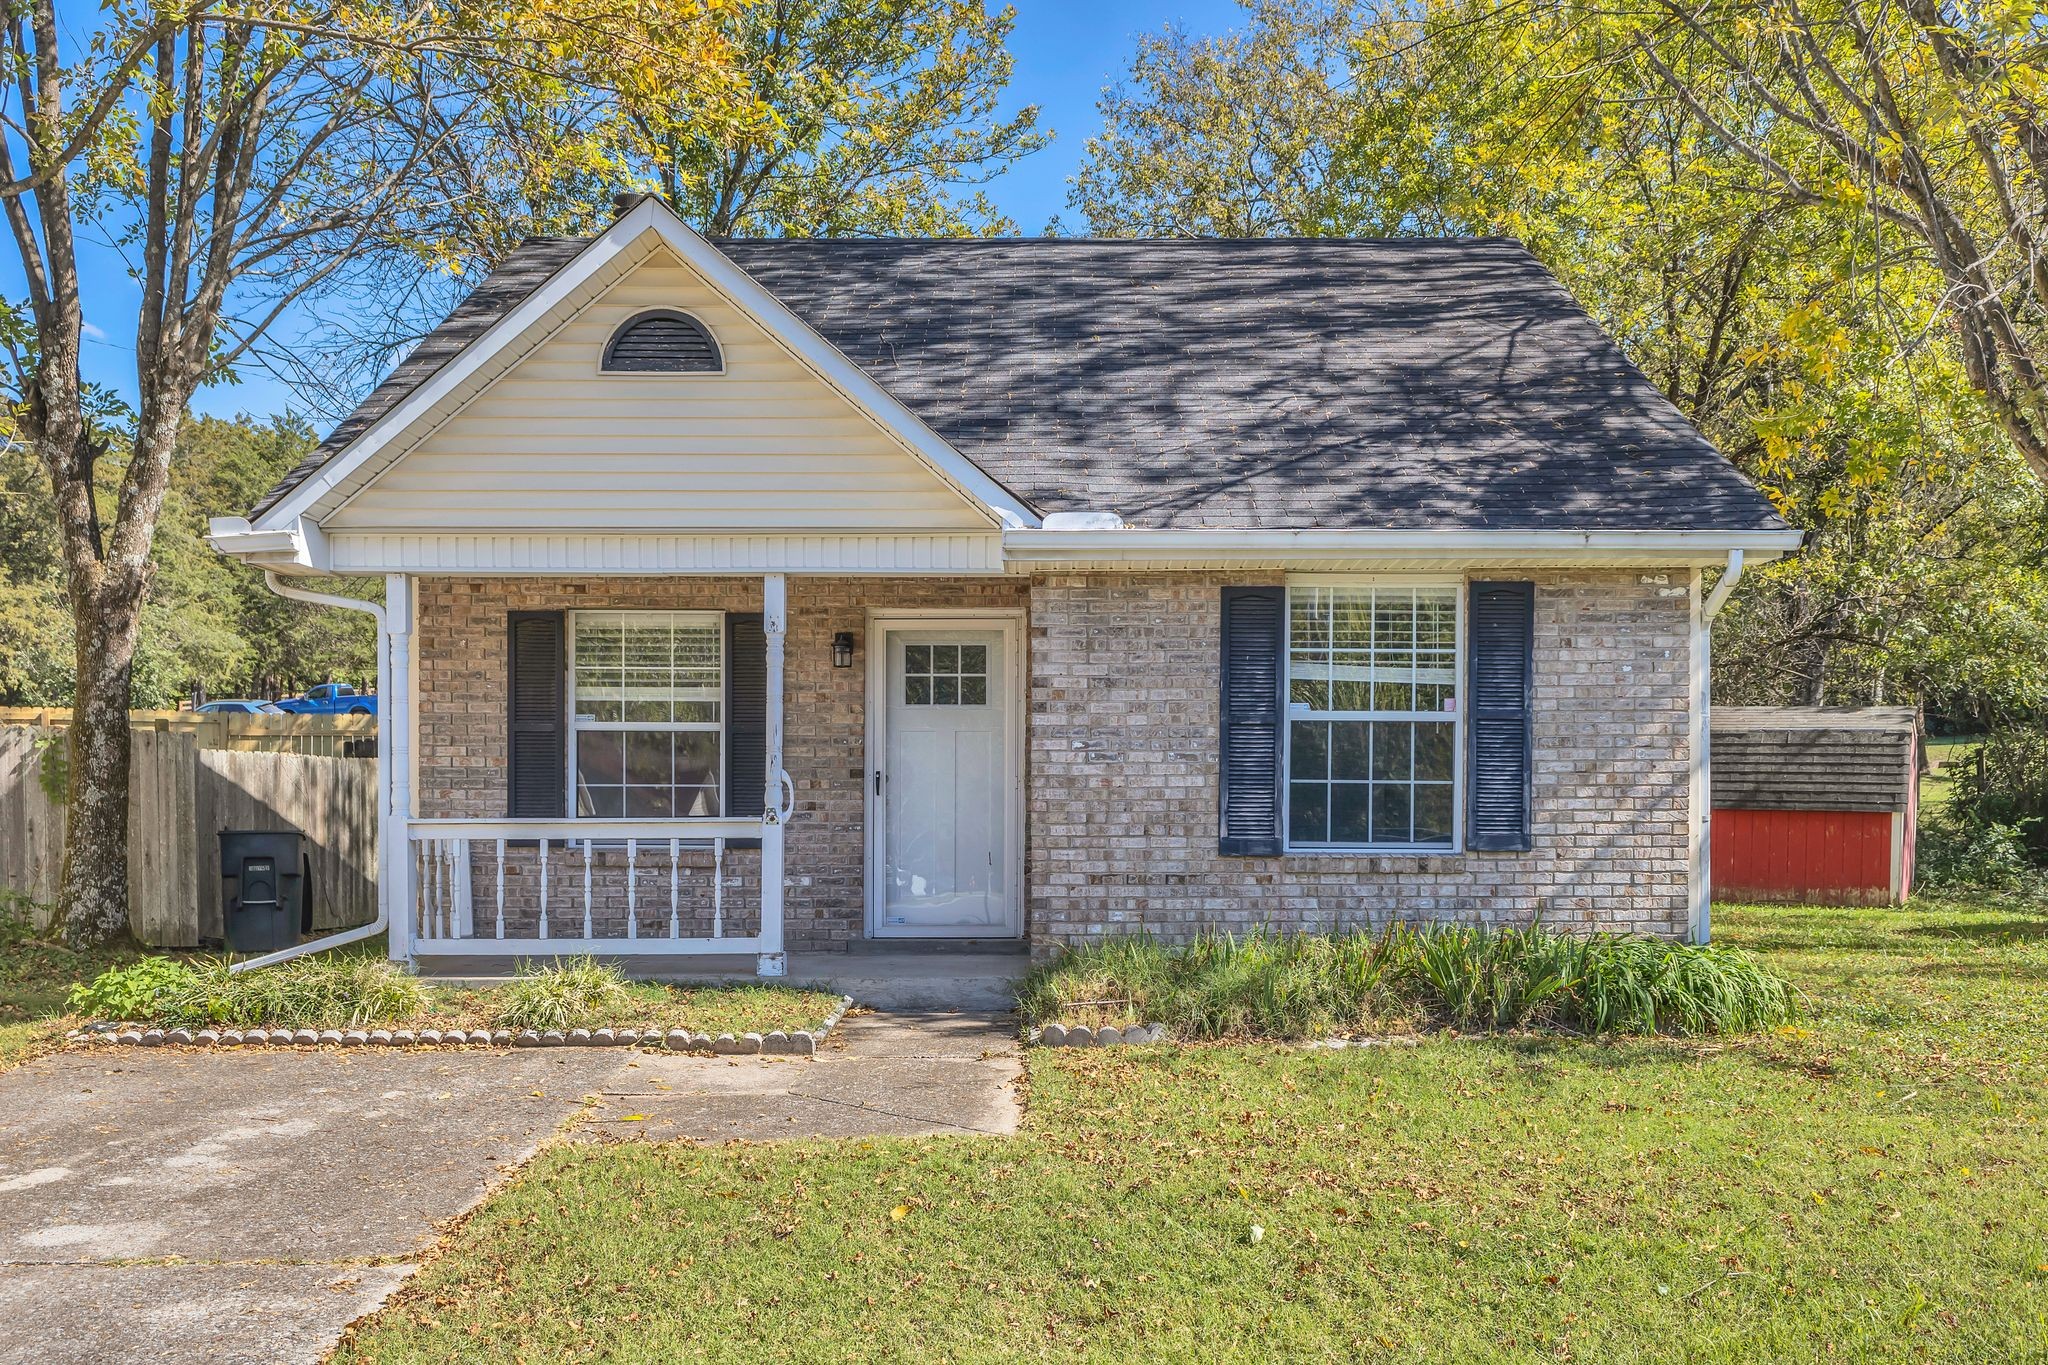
[890,1204,910,1221]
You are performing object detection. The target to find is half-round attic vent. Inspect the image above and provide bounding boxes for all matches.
[602,309,722,373]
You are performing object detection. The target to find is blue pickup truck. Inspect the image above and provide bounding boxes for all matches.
[275,683,377,716]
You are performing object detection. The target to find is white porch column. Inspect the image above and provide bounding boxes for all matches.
[385,574,415,963]
[757,573,788,977]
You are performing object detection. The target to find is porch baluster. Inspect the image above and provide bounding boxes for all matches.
[494,838,506,939]
[626,838,638,940]
[668,837,680,939]
[430,839,445,939]
[712,838,725,939]
[582,837,594,940]
[538,839,550,939]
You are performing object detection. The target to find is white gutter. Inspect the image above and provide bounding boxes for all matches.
[227,572,390,972]
[1002,527,1804,563]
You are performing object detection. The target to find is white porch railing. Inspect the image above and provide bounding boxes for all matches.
[404,817,773,962]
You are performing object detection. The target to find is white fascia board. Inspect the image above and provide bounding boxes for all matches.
[256,199,1036,535]
[1000,527,1805,566]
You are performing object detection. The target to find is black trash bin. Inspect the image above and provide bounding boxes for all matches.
[220,830,310,953]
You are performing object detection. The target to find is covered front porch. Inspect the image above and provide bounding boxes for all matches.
[383,571,1030,976]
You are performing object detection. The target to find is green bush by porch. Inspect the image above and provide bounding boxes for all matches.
[58,946,838,1039]
[1018,924,1798,1040]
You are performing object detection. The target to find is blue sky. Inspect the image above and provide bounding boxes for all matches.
[17,0,1246,427]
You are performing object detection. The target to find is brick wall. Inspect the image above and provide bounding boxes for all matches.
[412,575,1027,951]
[1025,571,1699,951]
[412,569,1699,954]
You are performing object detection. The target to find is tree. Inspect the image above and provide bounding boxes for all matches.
[0,0,745,946]
[640,0,1045,237]
[1072,0,1356,237]
[1629,0,2048,486]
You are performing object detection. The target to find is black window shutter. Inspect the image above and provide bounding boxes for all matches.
[1467,581,1535,852]
[507,611,566,818]
[725,613,766,846]
[1219,586,1286,856]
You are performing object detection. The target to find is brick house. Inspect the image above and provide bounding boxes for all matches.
[210,196,1800,975]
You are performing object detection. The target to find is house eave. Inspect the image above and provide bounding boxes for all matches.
[999,526,1805,571]
[207,516,327,573]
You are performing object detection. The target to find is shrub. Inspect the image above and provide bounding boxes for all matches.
[68,956,200,1021]
[1406,923,1586,1031]
[1917,811,2043,895]
[71,953,425,1028]
[490,959,634,1032]
[1019,925,1798,1041]
[1018,930,1410,1041]
[160,955,427,1028]
[1568,937,1796,1036]
[1946,726,2048,865]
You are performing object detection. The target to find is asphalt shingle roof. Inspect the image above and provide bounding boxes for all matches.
[254,235,1785,533]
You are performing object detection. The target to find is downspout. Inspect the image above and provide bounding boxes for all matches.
[227,572,390,972]
[1702,549,1745,622]
[1691,551,1745,945]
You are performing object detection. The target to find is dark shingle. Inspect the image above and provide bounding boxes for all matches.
[254,235,1785,533]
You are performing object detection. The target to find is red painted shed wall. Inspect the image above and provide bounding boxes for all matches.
[1712,808,1901,906]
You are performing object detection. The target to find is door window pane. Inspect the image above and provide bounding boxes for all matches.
[904,637,990,706]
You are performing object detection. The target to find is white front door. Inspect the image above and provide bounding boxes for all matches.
[868,620,1021,938]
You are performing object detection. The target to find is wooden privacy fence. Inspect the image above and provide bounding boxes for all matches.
[0,726,378,947]
[0,708,376,758]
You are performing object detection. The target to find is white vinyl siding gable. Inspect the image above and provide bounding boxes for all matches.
[325,248,990,533]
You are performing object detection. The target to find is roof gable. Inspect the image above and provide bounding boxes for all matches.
[321,245,996,534]
[251,201,1033,532]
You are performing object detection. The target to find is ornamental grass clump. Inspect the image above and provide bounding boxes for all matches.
[1405,923,1586,1031]
[1020,923,1797,1041]
[70,953,426,1028]
[490,959,635,1032]
[1018,929,1411,1040]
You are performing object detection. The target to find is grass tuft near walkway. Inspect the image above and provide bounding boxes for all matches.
[335,898,2048,1363]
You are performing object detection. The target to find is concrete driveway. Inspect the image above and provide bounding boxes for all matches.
[0,1010,1018,1365]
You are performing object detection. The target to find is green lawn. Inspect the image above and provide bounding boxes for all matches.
[335,898,2048,1363]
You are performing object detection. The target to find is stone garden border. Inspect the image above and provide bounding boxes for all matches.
[68,994,856,1058]
[1030,1024,1427,1050]
[1030,1022,1168,1047]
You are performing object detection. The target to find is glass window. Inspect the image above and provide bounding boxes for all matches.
[570,611,722,818]
[905,641,988,706]
[1287,584,1457,848]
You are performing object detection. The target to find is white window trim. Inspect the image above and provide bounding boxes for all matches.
[1281,574,1466,855]
[565,609,728,820]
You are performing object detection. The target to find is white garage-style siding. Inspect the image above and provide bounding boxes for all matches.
[325,247,990,533]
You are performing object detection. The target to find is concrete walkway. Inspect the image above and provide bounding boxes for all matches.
[581,1009,1021,1142]
[0,1010,1018,1365]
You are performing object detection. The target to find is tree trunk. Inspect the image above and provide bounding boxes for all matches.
[58,582,143,948]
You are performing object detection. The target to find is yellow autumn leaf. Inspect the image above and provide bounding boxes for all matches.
[618,1114,648,1122]
[890,1204,910,1221]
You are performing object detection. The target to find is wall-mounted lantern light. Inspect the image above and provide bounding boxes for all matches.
[832,631,855,668]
